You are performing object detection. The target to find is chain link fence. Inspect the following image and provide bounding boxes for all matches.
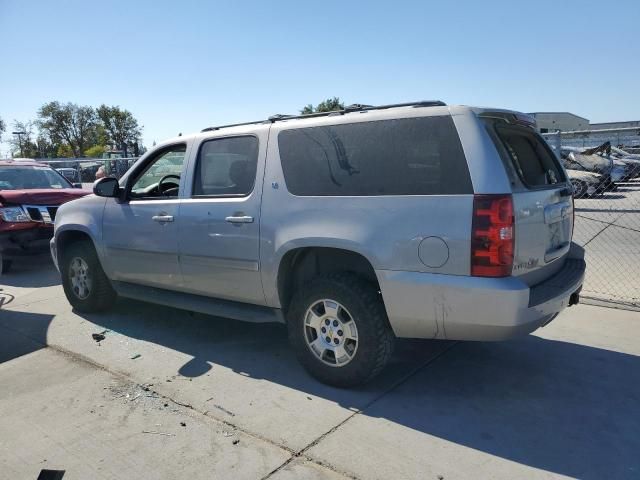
[543,132,640,309]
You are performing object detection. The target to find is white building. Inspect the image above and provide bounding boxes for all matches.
[529,112,590,133]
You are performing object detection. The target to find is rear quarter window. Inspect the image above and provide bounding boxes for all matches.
[278,116,472,196]
[494,125,565,188]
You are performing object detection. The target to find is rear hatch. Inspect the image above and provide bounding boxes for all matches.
[482,116,573,286]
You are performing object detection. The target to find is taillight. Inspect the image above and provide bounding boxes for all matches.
[471,194,514,277]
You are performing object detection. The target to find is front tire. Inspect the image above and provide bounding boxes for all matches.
[287,273,394,387]
[0,257,12,275]
[61,241,116,312]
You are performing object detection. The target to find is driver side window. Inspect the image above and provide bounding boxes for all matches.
[130,145,186,199]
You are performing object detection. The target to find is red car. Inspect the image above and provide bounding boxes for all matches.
[0,160,90,273]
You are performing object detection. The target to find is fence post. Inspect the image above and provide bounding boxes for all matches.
[554,129,562,158]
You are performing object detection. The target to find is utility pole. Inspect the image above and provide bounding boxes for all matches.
[12,131,26,157]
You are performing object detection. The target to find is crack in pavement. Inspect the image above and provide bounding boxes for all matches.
[1,319,459,480]
[260,341,460,480]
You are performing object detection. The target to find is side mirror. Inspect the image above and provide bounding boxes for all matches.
[93,177,120,197]
[73,183,83,189]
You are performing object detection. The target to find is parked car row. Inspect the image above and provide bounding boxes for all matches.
[0,159,89,273]
[558,142,640,198]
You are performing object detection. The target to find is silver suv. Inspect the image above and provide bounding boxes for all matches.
[51,101,586,387]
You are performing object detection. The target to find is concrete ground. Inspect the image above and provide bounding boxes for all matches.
[1,258,639,479]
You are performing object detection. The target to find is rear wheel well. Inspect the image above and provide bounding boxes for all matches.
[277,247,379,312]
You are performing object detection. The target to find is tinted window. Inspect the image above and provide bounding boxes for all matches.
[278,116,472,196]
[0,166,71,190]
[495,126,564,187]
[193,136,259,196]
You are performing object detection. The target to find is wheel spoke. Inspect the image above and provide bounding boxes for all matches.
[323,300,339,318]
[342,320,358,341]
[305,309,323,330]
[308,337,327,358]
[333,344,351,364]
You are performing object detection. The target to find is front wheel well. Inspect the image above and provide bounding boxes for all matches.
[56,230,95,260]
[277,247,379,313]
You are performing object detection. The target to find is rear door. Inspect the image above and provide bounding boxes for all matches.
[177,131,266,305]
[487,121,573,284]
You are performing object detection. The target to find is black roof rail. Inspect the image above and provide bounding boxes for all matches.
[201,100,446,132]
[201,119,270,132]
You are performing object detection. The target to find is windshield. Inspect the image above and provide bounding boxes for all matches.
[0,166,72,190]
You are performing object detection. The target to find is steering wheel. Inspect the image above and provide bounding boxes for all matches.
[158,174,181,196]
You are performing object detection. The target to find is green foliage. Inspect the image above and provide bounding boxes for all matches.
[97,105,142,157]
[37,101,99,157]
[9,120,39,158]
[4,102,144,159]
[56,144,74,158]
[84,145,106,158]
[7,101,146,158]
[301,97,345,115]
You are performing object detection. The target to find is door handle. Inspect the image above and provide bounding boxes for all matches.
[152,215,174,223]
[225,215,254,224]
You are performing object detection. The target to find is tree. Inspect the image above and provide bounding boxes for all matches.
[9,120,39,158]
[0,116,5,142]
[37,102,99,157]
[301,97,345,115]
[97,105,142,157]
[84,145,105,158]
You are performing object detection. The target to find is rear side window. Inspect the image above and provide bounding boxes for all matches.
[278,116,472,196]
[494,126,564,187]
[193,136,259,196]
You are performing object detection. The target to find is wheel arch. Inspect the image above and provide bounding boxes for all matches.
[55,227,99,263]
[276,246,380,314]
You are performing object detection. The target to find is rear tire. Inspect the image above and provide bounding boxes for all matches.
[61,241,116,312]
[287,273,394,387]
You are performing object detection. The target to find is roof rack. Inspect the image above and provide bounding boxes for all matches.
[200,100,446,132]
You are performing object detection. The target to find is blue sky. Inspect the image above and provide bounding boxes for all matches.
[1,0,638,155]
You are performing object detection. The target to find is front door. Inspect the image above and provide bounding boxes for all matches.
[178,132,266,304]
[102,144,188,289]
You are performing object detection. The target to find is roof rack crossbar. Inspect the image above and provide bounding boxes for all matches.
[200,100,446,132]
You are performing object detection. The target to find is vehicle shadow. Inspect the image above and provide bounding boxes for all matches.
[76,298,639,479]
[0,255,59,288]
[0,311,53,364]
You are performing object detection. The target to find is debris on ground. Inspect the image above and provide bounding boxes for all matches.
[212,404,235,417]
[232,439,239,445]
[130,354,141,360]
[222,430,234,437]
[142,430,175,436]
[180,422,186,427]
[91,333,105,342]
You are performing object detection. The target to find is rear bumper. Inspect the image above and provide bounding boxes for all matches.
[377,243,586,341]
[0,227,53,259]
